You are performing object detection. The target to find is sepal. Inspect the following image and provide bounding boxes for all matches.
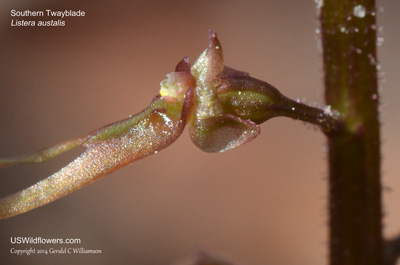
[189,113,260,153]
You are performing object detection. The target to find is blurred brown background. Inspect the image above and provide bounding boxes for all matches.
[0,0,399,264]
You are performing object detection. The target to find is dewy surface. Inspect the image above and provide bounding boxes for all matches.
[0,98,185,218]
[0,30,338,219]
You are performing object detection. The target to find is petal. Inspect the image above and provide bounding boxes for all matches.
[175,56,191,72]
[220,66,249,77]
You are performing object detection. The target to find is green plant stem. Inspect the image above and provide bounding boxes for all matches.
[319,1,383,265]
[272,97,339,133]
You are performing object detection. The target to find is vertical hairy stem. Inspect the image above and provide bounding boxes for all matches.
[319,1,383,265]
[385,235,400,265]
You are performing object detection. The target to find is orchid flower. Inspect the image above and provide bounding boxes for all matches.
[0,31,338,219]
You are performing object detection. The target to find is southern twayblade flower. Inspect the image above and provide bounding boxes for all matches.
[0,30,338,219]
